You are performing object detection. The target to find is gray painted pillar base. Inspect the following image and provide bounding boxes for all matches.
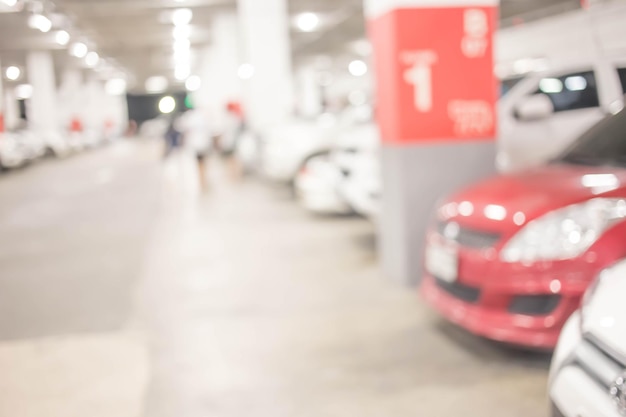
[379,141,496,287]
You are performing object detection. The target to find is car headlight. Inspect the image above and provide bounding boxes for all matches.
[501,198,626,263]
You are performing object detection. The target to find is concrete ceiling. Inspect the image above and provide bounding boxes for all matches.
[0,0,582,92]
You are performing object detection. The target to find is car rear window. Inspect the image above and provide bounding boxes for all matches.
[558,109,626,167]
[534,70,599,113]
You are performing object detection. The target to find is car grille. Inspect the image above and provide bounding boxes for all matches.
[437,222,501,249]
[508,294,561,316]
[572,335,625,390]
[434,277,481,303]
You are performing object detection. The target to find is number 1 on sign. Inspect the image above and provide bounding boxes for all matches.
[404,61,433,112]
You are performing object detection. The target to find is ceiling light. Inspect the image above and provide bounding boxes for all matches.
[145,76,168,93]
[15,84,33,100]
[28,14,52,33]
[55,30,70,46]
[70,42,88,58]
[173,25,191,40]
[173,48,190,62]
[348,60,368,77]
[105,78,127,96]
[351,39,372,56]
[5,66,21,81]
[185,75,201,91]
[159,96,177,114]
[172,8,192,26]
[296,12,319,32]
[85,51,99,67]
[237,63,254,80]
[175,65,190,81]
[173,38,190,51]
[1,0,18,7]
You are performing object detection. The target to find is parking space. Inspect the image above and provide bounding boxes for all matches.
[0,141,551,416]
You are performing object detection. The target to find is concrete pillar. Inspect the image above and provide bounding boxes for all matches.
[238,0,294,130]
[366,0,499,286]
[0,59,4,133]
[26,51,59,134]
[4,89,20,131]
[296,66,322,118]
[196,13,242,129]
[57,68,84,132]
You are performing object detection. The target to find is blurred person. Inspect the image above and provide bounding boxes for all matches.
[163,115,182,159]
[126,119,138,137]
[178,108,214,190]
[219,101,246,180]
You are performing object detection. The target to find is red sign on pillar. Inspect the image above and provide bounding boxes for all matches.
[367,0,499,144]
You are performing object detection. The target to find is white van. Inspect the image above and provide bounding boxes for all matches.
[498,57,626,172]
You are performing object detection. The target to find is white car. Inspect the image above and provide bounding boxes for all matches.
[42,131,71,158]
[0,134,27,170]
[260,113,339,183]
[549,259,626,417]
[339,150,381,221]
[16,131,47,161]
[295,121,379,214]
[498,55,626,172]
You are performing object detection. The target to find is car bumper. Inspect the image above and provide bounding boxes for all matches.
[421,268,585,349]
[295,174,351,214]
[340,182,380,219]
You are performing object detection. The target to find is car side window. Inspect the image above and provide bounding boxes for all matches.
[533,70,599,113]
[617,68,626,94]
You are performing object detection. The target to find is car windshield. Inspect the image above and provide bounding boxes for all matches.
[501,76,524,97]
[557,108,626,167]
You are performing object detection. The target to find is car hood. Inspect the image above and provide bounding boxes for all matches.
[583,260,626,362]
[443,164,626,231]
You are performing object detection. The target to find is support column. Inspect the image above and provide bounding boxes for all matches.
[4,89,19,131]
[366,0,499,286]
[26,51,59,135]
[238,0,294,130]
[57,68,85,133]
[295,66,322,118]
[196,13,241,127]
[0,59,4,133]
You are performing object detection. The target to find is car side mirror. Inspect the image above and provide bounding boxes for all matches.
[514,94,554,121]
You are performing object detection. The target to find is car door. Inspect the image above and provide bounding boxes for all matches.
[498,67,606,171]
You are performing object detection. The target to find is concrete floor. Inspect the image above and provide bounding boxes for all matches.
[0,140,551,417]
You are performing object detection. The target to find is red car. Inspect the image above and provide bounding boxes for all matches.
[421,108,626,349]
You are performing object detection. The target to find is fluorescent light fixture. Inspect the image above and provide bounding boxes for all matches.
[85,51,99,67]
[70,42,88,58]
[172,8,192,26]
[5,66,21,81]
[55,30,70,46]
[145,76,168,93]
[105,78,127,96]
[173,38,190,52]
[159,96,177,114]
[28,14,52,33]
[15,84,33,100]
[237,63,254,80]
[348,60,368,77]
[296,12,319,32]
[175,65,190,81]
[173,25,191,40]
[185,75,201,91]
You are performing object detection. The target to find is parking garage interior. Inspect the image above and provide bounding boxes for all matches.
[1,1,626,417]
